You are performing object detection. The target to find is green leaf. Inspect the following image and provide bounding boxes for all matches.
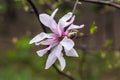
[89,22,97,34]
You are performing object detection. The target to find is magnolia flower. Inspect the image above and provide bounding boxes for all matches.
[29,8,84,70]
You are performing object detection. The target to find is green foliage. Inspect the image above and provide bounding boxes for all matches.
[15,36,31,50]
[1,36,120,80]
[116,0,120,2]
[0,67,33,80]
[74,49,120,80]
[6,36,31,61]
[1,37,120,80]
[0,4,5,11]
[36,0,45,5]
[14,0,29,11]
[89,22,97,34]
[0,3,7,13]
[1,36,61,80]
[21,0,29,11]
[104,39,113,48]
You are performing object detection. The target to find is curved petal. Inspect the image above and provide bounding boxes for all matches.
[65,15,75,26]
[45,52,57,69]
[58,13,74,29]
[62,15,75,27]
[39,14,57,32]
[45,44,63,69]
[67,24,84,31]
[60,12,73,22]
[36,45,51,57]
[48,44,62,58]
[39,38,58,45]
[58,53,66,71]
[51,8,58,18]
[29,32,54,44]
[56,25,62,37]
[54,44,62,57]
[65,48,79,57]
[60,37,74,50]
[37,41,58,57]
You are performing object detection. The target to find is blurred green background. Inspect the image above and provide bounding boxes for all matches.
[0,0,120,80]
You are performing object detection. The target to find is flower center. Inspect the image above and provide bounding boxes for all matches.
[58,36,64,41]
[68,30,78,39]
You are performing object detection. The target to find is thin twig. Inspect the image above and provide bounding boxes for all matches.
[27,0,47,32]
[53,64,74,80]
[27,0,75,80]
[72,0,79,14]
[78,0,120,9]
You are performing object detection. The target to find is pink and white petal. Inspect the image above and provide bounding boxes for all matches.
[60,37,74,50]
[45,44,62,69]
[36,45,52,57]
[45,52,57,69]
[61,15,75,27]
[51,8,58,18]
[64,15,75,27]
[65,48,79,57]
[59,12,73,22]
[58,13,74,29]
[48,44,62,58]
[56,25,62,37]
[58,53,66,71]
[39,14,51,27]
[29,32,54,44]
[67,24,84,31]
[54,44,62,57]
[39,14,57,32]
[39,38,58,45]
[35,38,56,46]
[37,40,59,57]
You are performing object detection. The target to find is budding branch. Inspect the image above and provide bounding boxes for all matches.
[78,0,120,9]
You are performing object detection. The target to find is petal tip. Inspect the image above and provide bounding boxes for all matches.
[75,54,79,57]
[29,40,33,44]
[73,53,79,57]
[45,64,51,70]
[81,24,85,28]
[60,66,65,71]
[45,66,49,69]
[36,48,48,57]
[68,12,73,15]
[36,51,42,57]
[55,8,59,11]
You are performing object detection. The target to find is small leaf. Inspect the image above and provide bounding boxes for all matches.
[89,22,97,34]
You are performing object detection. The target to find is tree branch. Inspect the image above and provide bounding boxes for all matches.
[78,0,120,9]
[27,0,75,80]
[27,0,47,33]
[53,64,74,80]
